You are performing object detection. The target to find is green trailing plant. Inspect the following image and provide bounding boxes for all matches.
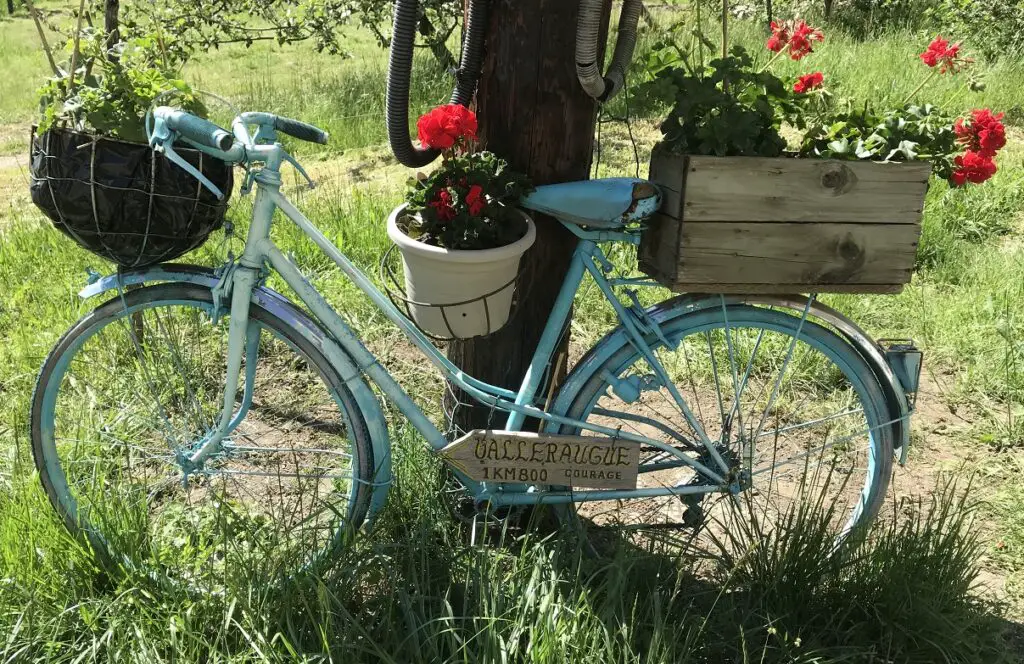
[800,103,960,179]
[652,46,799,157]
[32,10,205,142]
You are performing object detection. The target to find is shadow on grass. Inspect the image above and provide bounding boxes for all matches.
[2,452,1019,663]
[244,472,1019,663]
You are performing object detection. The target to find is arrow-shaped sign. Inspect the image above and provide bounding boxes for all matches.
[439,430,640,490]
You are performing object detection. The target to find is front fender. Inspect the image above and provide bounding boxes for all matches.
[551,293,912,465]
[81,263,394,523]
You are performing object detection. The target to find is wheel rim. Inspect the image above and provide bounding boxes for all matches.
[560,306,892,553]
[34,292,367,588]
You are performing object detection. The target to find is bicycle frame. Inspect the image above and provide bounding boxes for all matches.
[174,152,733,509]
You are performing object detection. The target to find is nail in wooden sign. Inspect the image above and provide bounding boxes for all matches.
[439,430,640,490]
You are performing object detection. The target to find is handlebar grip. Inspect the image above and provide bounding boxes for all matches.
[274,116,329,145]
[158,108,234,152]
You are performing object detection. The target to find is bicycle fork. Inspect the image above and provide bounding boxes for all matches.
[179,265,261,474]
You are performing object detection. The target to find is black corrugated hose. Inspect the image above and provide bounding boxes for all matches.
[387,0,490,167]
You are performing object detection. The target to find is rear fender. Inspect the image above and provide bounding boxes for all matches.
[80,264,394,522]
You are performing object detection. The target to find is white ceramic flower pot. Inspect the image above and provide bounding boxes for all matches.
[387,203,536,339]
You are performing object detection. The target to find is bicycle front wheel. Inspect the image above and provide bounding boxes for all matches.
[30,283,374,588]
[554,302,896,553]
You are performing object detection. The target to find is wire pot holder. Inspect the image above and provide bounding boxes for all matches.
[28,126,233,269]
[380,243,534,341]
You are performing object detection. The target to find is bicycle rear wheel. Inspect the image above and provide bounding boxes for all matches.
[30,283,374,588]
[554,302,896,553]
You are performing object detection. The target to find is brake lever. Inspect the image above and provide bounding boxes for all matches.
[163,141,226,200]
[282,151,316,190]
[147,114,227,200]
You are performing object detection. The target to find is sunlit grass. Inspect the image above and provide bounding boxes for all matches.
[0,3,1023,661]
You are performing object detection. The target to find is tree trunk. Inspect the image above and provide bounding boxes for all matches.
[6,0,15,16]
[104,0,119,62]
[823,0,834,20]
[766,0,774,27]
[446,0,612,433]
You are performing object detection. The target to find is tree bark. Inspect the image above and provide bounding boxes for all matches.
[6,0,15,16]
[446,0,612,433]
[823,0,834,20]
[104,0,119,62]
[766,0,774,27]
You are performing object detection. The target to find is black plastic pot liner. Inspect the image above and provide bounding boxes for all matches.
[29,127,234,268]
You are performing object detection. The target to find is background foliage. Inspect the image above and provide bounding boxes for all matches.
[715,0,1024,58]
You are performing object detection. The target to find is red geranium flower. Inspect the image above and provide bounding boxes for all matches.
[954,108,1006,159]
[416,104,478,151]
[767,21,789,53]
[446,105,478,141]
[793,72,824,94]
[920,36,966,74]
[429,189,456,221]
[465,184,485,216]
[950,150,997,187]
[788,20,824,60]
[766,19,823,60]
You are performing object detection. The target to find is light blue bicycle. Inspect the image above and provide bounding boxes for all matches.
[29,106,918,585]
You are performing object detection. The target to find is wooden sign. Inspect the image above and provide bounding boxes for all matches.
[439,430,640,490]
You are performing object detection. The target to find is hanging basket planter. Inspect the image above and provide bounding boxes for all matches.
[29,127,233,269]
[385,203,536,339]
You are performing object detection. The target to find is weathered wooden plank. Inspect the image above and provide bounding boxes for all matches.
[648,149,687,218]
[663,282,906,294]
[638,212,682,284]
[439,430,640,490]
[676,222,919,287]
[682,157,931,224]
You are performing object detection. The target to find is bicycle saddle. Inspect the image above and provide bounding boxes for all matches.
[519,177,662,228]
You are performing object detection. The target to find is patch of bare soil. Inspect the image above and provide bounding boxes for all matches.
[889,369,1023,615]
[0,122,30,156]
[0,152,33,219]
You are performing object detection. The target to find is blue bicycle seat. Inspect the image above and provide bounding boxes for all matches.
[519,177,662,228]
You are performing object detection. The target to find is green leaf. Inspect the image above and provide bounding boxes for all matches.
[828,138,851,154]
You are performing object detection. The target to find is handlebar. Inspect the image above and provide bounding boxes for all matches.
[149,106,326,199]
[158,108,235,152]
[238,112,329,145]
[277,116,329,144]
[151,107,330,154]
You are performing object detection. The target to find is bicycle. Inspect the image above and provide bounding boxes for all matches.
[29,106,920,586]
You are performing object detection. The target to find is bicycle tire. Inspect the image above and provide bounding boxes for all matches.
[552,302,895,552]
[30,283,375,586]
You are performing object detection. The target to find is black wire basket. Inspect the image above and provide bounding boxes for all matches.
[29,127,234,269]
[380,244,533,341]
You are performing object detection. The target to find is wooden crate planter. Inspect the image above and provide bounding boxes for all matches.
[640,150,931,294]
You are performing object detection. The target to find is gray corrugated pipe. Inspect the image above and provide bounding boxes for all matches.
[576,0,643,102]
[387,0,490,168]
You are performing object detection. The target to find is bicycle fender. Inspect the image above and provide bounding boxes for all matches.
[551,294,912,465]
[80,263,394,523]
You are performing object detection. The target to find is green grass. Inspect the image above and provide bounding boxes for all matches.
[2,4,1024,662]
